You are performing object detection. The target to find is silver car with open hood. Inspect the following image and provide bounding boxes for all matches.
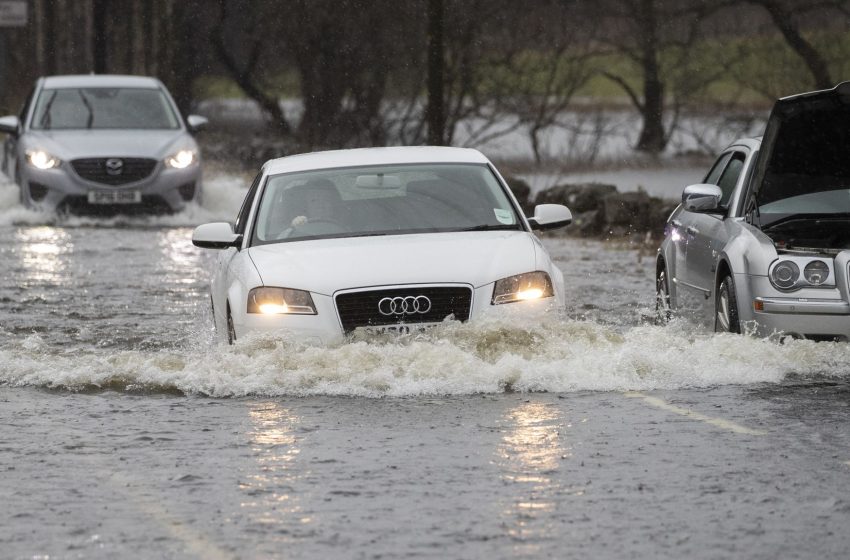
[657,81,850,341]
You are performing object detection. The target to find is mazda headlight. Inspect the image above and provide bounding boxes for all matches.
[25,149,60,170]
[247,287,316,315]
[492,271,554,305]
[164,149,197,169]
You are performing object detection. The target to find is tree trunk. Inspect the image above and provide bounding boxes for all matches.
[635,0,666,153]
[425,0,446,146]
[753,0,833,90]
[92,0,107,73]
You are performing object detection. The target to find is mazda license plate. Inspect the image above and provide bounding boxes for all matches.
[87,190,142,205]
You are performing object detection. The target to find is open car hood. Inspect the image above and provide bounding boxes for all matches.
[751,81,850,206]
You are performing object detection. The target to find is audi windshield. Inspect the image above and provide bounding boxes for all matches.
[31,87,181,130]
[250,163,523,245]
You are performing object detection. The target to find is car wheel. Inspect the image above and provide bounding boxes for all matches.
[226,307,236,345]
[715,275,740,334]
[655,268,672,325]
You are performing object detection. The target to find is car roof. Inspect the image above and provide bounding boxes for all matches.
[41,75,163,89]
[263,146,491,175]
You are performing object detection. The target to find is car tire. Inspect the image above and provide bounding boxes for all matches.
[226,307,236,345]
[655,267,672,325]
[715,275,740,333]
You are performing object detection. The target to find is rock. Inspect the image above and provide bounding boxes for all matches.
[602,190,652,233]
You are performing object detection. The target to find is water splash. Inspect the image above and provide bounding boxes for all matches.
[0,172,247,227]
[2,315,848,397]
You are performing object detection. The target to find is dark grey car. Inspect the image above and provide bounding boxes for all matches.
[0,74,207,214]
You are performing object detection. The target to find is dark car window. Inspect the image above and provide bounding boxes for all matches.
[234,172,263,235]
[716,152,746,206]
[31,87,180,130]
[704,152,732,185]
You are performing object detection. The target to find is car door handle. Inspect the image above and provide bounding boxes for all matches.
[672,220,683,229]
[686,226,699,235]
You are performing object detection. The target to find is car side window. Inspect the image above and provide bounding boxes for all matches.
[716,152,746,206]
[703,153,731,185]
[234,172,263,235]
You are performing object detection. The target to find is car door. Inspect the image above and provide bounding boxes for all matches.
[673,152,731,317]
[686,150,748,325]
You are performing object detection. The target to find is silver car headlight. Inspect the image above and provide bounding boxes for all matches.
[492,271,554,305]
[164,149,197,169]
[803,260,829,285]
[769,258,833,291]
[247,287,316,315]
[770,260,800,290]
[25,149,61,170]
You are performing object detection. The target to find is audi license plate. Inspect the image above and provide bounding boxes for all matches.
[87,190,142,205]
[359,323,442,336]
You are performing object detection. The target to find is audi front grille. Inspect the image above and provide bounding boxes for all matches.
[335,286,473,334]
[71,158,158,186]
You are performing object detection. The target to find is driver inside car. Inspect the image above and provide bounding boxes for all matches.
[286,179,343,228]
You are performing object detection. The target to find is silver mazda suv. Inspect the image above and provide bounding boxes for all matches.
[0,74,206,214]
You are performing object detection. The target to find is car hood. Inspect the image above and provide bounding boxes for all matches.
[22,129,192,160]
[751,81,850,205]
[247,231,538,295]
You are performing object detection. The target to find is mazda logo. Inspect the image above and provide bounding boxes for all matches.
[378,296,432,316]
[105,158,124,176]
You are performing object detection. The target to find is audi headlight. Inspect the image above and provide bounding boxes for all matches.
[247,287,316,315]
[803,260,830,285]
[25,149,60,170]
[770,260,800,290]
[164,149,197,169]
[492,271,554,305]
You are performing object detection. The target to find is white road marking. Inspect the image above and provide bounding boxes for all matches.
[624,391,767,436]
[108,470,236,560]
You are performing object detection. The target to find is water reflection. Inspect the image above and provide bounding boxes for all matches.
[158,228,202,276]
[497,401,569,553]
[15,227,71,287]
[242,402,310,533]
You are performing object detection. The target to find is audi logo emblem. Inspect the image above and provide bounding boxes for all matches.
[378,296,432,316]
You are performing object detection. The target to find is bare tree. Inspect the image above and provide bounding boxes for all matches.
[592,0,723,153]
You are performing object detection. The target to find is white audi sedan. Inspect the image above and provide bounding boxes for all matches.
[193,147,571,344]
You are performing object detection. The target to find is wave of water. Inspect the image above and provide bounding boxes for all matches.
[0,172,247,227]
[2,315,848,397]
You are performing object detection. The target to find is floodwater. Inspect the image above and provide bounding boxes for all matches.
[1,174,850,559]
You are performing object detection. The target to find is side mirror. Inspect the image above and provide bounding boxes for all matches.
[192,222,241,249]
[186,115,208,132]
[527,204,572,230]
[0,115,20,135]
[682,183,723,213]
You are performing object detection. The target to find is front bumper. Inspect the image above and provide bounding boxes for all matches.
[739,272,850,341]
[234,283,560,345]
[22,161,201,213]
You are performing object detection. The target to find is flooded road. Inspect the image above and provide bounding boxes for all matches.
[1,175,850,559]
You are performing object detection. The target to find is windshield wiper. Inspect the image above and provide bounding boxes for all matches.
[78,90,94,128]
[458,224,520,232]
[39,91,58,130]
